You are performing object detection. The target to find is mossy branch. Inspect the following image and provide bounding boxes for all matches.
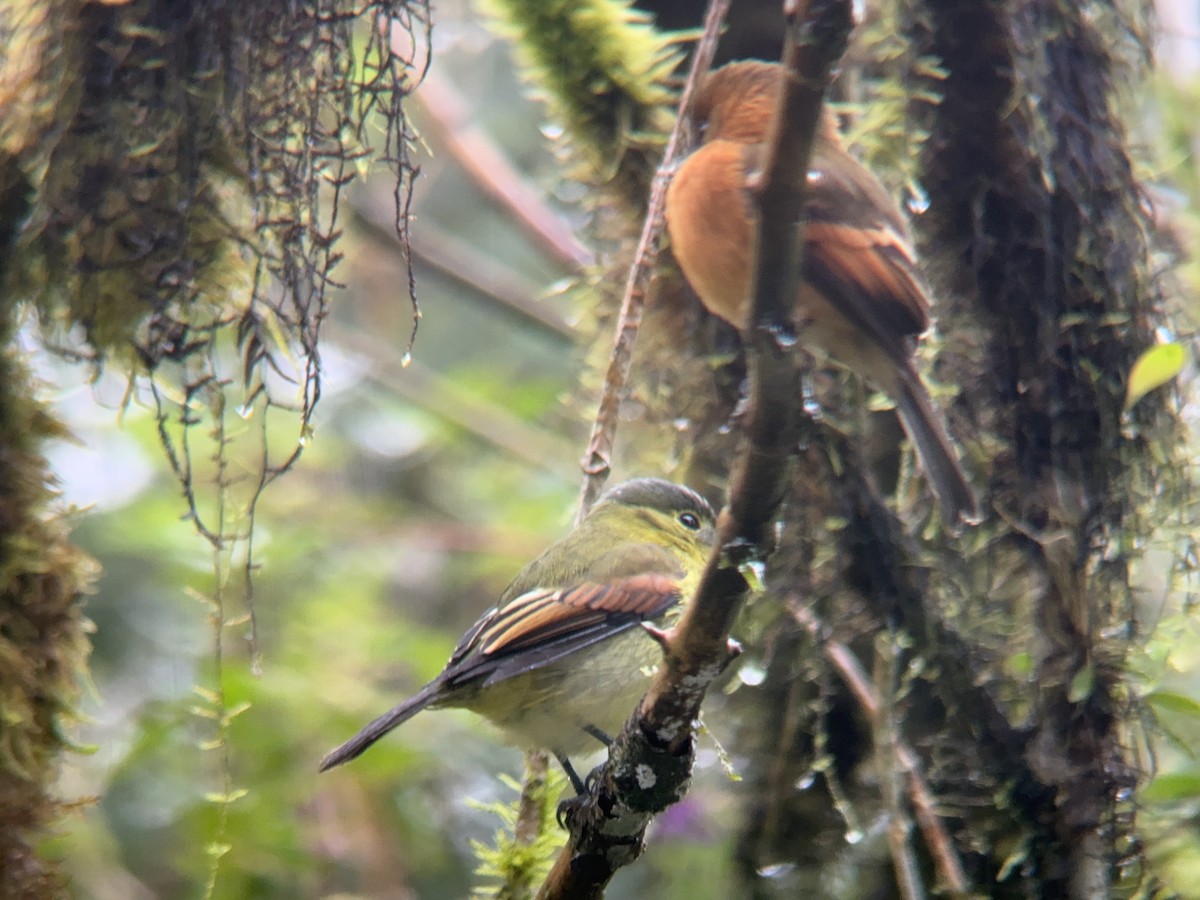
[480,0,682,212]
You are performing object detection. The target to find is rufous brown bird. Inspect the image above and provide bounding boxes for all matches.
[665,60,980,527]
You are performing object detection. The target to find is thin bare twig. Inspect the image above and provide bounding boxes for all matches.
[539,4,854,897]
[574,0,733,522]
[873,635,926,900]
[790,602,969,897]
[501,0,742,875]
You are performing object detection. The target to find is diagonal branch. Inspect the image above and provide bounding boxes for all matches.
[403,53,594,273]
[539,3,855,897]
[790,601,970,897]
[512,5,734,889]
[574,0,733,521]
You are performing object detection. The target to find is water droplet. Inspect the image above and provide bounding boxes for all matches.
[673,417,690,432]
[906,182,930,215]
[738,661,767,687]
[844,828,865,845]
[796,771,816,790]
[769,322,798,349]
[541,123,564,140]
[757,863,795,880]
[739,559,767,592]
[400,351,412,368]
[235,403,254,420]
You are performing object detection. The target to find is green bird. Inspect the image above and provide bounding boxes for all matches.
[319,477,716,789]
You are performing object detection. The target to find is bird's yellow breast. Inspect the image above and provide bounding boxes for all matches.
[453,626,670,756]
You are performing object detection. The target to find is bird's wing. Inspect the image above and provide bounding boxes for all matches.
[801,146,932,355]
[442,573,683,689]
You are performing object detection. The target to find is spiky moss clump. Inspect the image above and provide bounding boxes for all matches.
[469,771,568,899]
[481,0,680,214]
[0,342,97,896]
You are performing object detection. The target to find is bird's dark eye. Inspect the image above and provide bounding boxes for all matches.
[679,512,701,530]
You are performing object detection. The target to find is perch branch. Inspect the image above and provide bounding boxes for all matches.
[539,3,854,897]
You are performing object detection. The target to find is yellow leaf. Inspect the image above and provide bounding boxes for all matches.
[1124,343,1186,410]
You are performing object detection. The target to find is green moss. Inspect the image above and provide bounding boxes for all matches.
[0,342,97,897]
[481,0,680,211]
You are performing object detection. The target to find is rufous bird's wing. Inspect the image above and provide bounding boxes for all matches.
[794,146,932,363]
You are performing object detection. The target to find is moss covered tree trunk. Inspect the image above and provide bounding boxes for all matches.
[916,1,1159,890]
[0,196,96,898]
[723,2,1168,896]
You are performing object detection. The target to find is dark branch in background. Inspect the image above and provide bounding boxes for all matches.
[407,67,595,273]
[538,3,854,898]
[872,637,923,900]
[351,193,575,340]
[574,0,734,521]
[790,602,969,897]
[912,1,1160,895]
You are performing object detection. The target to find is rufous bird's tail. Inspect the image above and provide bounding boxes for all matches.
[891,366,981,528]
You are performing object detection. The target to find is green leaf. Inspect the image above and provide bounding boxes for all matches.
[1068,663,1094,703]
[1124,343,1186,410]
[1141,771,1200,804]
[1007,651,1034,677]
[1146,690,1200,719]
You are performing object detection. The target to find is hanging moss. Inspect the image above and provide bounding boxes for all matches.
[1,0,423,372]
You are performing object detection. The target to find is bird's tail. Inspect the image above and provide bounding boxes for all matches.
[891,366,981,529]
[319,681,442,772]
